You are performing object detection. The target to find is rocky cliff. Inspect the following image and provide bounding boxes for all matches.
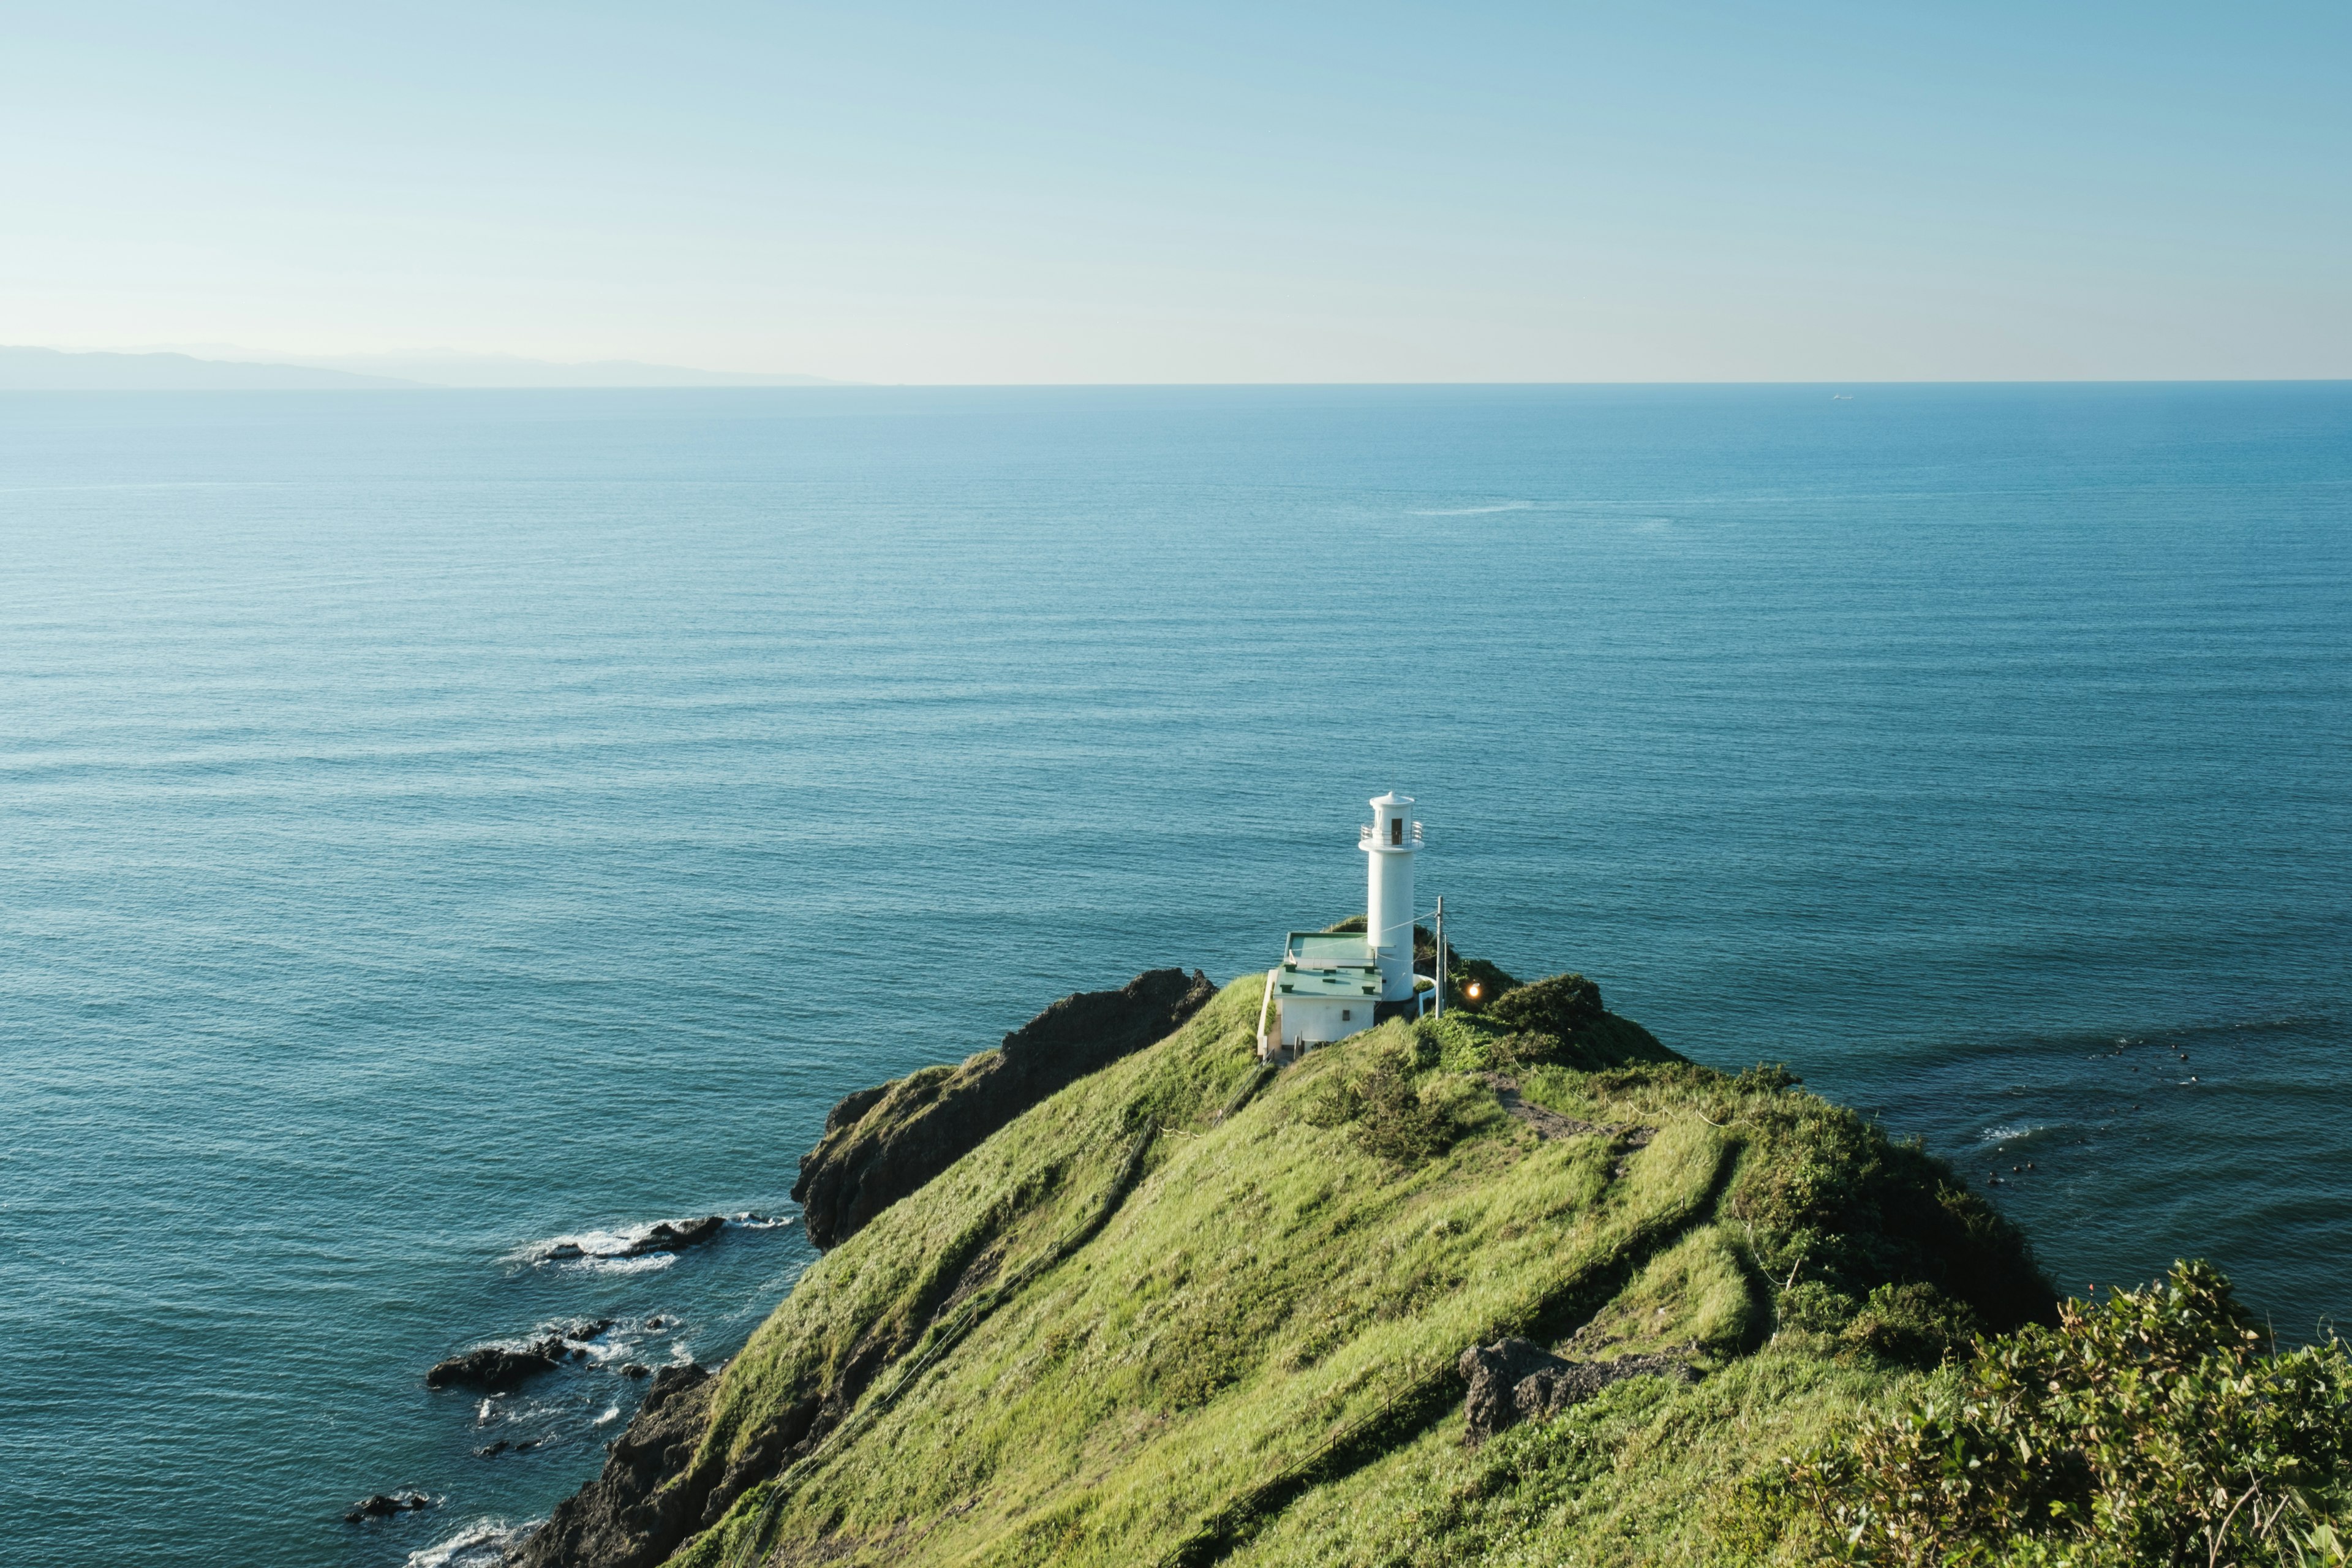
[790,967,1215,1248]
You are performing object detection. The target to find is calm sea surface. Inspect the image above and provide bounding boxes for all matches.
[2,385,2346,1566]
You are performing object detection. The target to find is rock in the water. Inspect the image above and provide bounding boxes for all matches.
[1457,1337,1691,1447]
[620,1362,651,1378]
[343,1490,432,1522]
[792,967,1216,1249]
[426,1343,562,1391]
[622,1216,724,1256]
[431,1317,620,1387]
[508,1364,718,1568]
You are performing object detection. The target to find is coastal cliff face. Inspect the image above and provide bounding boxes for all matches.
[509,1365,716,1568]
[791,967,1216,1249]
[523,958,2057,1568]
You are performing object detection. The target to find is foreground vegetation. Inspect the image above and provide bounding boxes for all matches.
[565,953,2351,1566]
[1758,1261,2352,1566]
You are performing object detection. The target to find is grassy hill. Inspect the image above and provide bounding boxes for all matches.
[527,962,2083,1567]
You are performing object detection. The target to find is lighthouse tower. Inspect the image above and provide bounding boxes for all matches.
[1362,791,1421,1001]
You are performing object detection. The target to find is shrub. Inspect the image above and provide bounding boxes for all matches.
[1766,1261,2352,1565]
[1307,1034,1469,1167]
[1445,957,1521,1014]
[1838,1281,1980,1367]
[1734,1061,1803,1095]
[1476,1031,1564,1073]
[1488,973,1606,1039]
[1726,1102,2054,1340]
[1776,1279,1861,1338]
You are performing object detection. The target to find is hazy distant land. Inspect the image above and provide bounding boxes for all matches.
[0,345,845,391]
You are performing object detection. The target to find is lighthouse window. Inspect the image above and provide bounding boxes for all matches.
[1341,1009,1352,1021]
[1390,817,1404,845]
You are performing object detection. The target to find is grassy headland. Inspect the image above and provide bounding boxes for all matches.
[522,957,2352,1566]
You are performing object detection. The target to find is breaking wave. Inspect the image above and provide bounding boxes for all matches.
[513,1211,791,1269]
[405,1518,535,1568]
[576,1253,674,1275]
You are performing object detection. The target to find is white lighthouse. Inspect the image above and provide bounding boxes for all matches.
[1254,790,1435,1061]
[1362,790,1421,1001]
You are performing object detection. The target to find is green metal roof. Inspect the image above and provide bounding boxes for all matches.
[1284,931,1372,967]
[1276,931,1381,1000]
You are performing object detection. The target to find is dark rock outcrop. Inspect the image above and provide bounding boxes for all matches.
[541,1218,725,1263]
[343,1490,432,1522]
[426,1343,562,1391]
[791,967,1215,1249]
[509,1364,717,1568]
[623,1216,724,1256]
[429,1319,624,1388]
[1457,1336,1693,1447]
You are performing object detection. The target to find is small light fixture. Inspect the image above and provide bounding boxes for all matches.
[1466,982,1482,1001]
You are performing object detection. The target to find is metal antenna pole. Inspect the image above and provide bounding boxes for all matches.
[1434,895,1445,1019]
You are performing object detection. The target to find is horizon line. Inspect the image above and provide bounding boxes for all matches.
[7,377,2348,389]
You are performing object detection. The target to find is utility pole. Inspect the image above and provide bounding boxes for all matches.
[1434,895,1446,1019]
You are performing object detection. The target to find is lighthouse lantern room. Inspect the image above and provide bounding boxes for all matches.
[1256,791,1431,1062]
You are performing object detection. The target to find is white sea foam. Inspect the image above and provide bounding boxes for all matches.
[1408,500,1534,516]
[1980,1123,2045,1146]
[572,1252,676,1275]
[594,1404,622,1425]
[508,1227,630,1266]
[405,1518,533,1568]
[518,1211,786,1267]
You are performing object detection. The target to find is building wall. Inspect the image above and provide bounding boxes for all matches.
[1281,996,1370,1047]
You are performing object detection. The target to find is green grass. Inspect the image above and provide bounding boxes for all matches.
[654,976,2047,1568]
[1227,1348,1897,1567]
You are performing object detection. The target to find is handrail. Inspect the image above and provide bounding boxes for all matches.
[1254,967,1279,1058]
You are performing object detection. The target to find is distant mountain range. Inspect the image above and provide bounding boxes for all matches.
[0,345,846,390]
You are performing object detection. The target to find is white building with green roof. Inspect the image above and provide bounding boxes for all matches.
[1256,791,1428,1061]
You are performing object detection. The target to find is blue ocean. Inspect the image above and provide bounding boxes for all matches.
[3,385,2346,1567]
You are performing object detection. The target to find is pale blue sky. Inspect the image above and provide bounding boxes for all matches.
[3,2,2345,382]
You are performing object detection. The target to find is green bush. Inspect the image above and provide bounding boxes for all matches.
[1306,1033,1470,1166]
[1838,1281,1980,1367]
[1444,956,1520,1014]
[1765,1261,2352,1565]
[1726,1101,2054,1341]
[1488,971,1606,1038]
[1483,1030,1570,1073]
[1734,1061,1803,1095]
[1777,1278,1862,1337]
